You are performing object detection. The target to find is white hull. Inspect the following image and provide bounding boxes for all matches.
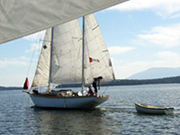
[135,103,174,114]
[29,93,108,109]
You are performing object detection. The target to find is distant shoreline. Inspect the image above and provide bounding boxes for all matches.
[1,76,180,90]
[109,76,180,86]
[0,86,22,90]
[55,76,180,88]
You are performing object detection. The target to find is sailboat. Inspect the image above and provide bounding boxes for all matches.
[26,14,115,108]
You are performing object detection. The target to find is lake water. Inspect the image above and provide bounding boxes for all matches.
[0,84,180,135]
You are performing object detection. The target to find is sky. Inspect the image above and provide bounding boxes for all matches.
[1,0,180,86]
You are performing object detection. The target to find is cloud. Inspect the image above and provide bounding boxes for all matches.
[23,30,45,42]
[25,43,42,53]
[108,46,135,55]
[0,57,31,68]
[0,73,34,87]
[0,57,37,86]
[113,61,150,79]
[109,0,180,18]
[136,23,180,48]
[23,30,45,53]
[156,51,180,60]
[154,51,180,67]
[171,13,180,19]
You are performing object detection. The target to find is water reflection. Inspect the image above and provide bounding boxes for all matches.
[27,108,114,135]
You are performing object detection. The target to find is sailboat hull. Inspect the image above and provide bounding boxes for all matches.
[29,94,108,109]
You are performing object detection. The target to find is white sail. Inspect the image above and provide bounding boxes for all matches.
[31,29,52,87]
[32,19,83,87]
[32,14,115,87]
[50,20,82,84]
[0,0,127,44]
[84,14,115,84]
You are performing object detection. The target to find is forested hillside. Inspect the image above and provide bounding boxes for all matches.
[110,76,180,86]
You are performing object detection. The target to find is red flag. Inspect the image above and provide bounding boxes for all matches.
[89,57,100,63]
[49,88,51,92]
[23,77,29,90]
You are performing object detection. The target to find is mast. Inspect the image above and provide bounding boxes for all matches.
[48,27,54,91]
[81,16,85,94]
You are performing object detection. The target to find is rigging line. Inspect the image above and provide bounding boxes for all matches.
[101,79,115,95]
[108,99,135,107]
[109,99,135,107]
[27,41,35,76]
[102,85,109,95]
[102,80,113,95]
[26,39,41,77]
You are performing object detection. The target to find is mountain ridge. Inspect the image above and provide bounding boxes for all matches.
[128,67,180,79]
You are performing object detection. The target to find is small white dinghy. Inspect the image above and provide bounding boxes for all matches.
[135,102,174,114]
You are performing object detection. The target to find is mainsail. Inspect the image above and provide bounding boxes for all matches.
[0,0,128,44]
[32,19,82,87]
[84,14,115,84]
[50,20,83,85]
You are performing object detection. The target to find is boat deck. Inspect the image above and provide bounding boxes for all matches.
[29,91,109,98]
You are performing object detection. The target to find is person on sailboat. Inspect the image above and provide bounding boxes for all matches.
[92,76,103,95]
[85,85,94,96]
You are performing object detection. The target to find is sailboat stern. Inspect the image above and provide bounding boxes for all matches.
[89,95,109,108]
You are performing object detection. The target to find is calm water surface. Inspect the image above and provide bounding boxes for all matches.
[0,84,180,135]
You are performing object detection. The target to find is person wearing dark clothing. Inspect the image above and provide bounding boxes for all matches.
[86,85,94,96]
[92,76,103,95]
